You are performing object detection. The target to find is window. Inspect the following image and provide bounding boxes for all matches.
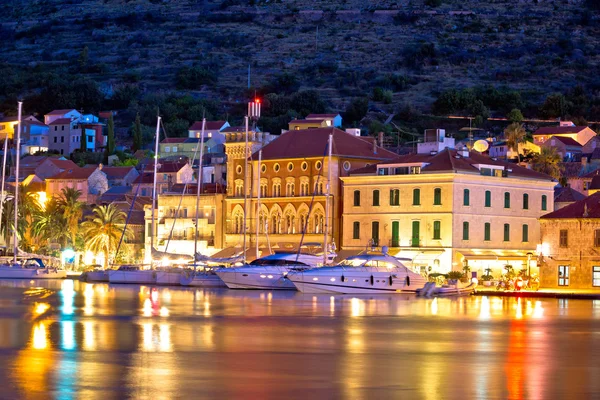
[522,224,528,242]
[343,161,351,171]
[53,137,57,143]
[558,265,569,286]
[54,126,57,131]
[301,162,308,171]
[595,230,600,247]
[87,136,93,143]
[371,221,379,246]
[315,161,322,170]
[412,188,420,206]
[372,190,380,206]
[485,190,491,207]
[433,188,442,205]
[462,221,469,241]
[353,190,360,206]
[172,146,177,153]
[593,266,600,287]
[165,146,171,152]
[352,222,360,239]
[433,221,441,240]
[463,189,470,206]
[559,230,568,248]
[523,193,529,210]
[287,162,294,172]
[274,163,280,172]
[504,192,510,208]
[503,224,510,242]
[61,125,65,131]
[484,223,491,241]
[378,168,389,175]
[261,164,267,173]
[61,136,65,143]
[541,195,547,211]
[390,189,399,206]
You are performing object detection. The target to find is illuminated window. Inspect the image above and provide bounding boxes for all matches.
[558,265,569,286]
[593,266,600,287]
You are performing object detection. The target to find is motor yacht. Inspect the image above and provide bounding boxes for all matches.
[288,253,427,294]
[108,265,156,284]
[215,252,323,290]
[0,258,67,279]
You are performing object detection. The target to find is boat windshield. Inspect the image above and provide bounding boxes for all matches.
[23,259,43,269]
[249,259,309,267]
[338,259,400,268]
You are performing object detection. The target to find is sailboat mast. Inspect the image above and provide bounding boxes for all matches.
[150,116,161,265]
[255,149,262,259]
[242,115,249,264]
[323,133,332,266]
[193,118,206,259]
[12,101,22,263]
[0,136,8,238]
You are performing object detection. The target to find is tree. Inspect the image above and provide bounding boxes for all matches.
[540,93,570,119]
[504,122,526,162]
[345,97,369,125]
[57,187,84,249]
[78,46,89,71]
[506,108,524,123]
[531,146,562,180]
[32,197,69,251]
[81,204,131,269]
[104,114,115,164]
[132,113,142,152]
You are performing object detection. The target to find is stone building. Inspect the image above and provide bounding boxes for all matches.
[341,148,556,276]
[539,192,600,290]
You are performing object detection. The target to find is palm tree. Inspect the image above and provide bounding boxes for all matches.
[32,197,69,251]
[57,187,84,249]
[532,146,562,180]
[0,186,41,249]
[504,122,526,162]
[81,204,131,269]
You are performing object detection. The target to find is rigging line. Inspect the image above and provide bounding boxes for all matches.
[295,140,329,263]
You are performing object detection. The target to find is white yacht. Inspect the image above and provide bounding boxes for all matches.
[108,265,156,284]
[180,267,227,288]
[0,258,67,279]
[155,266,187,286]
[288,253,427,294]
[83,269,110,282]
[215,252,323,290]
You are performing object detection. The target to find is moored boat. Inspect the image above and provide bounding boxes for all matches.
[0,258,67,279]
[417,280,477,297]
[108,265,156,284]
[180,267,227,288]
[288,253,427,294]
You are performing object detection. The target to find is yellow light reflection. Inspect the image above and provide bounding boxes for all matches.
[32,322,48,350]
[83,321,96,351]
[330,296,335,316]
[204,299,211,317]
[159,323,172,352]
[142,323,153,352]
[84,284,94,316]
[350,298,363,317]
[159,306,169,317]
[431,297,438,316]
[533,301,544,319]
[35,303,50,316]
[143,299,152,317]
[479,296,491,320]
[515,298,523,319]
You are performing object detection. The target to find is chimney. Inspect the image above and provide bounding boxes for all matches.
[378,131,384,148]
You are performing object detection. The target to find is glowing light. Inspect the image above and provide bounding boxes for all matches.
[83,284,94,316]
[32,322,48,350]
[351,298,363,317]
[62,248,75,261]
[61,279,74,315]
[143,298,152,317]
[479,296,491,320]
[83,321,96,351]
[533,301,544,319]
[35,303,50,315]
[159,323,172,352]
[431,297,438,315]
[159,307,169,317]
[254,98,261,104]
[61,321,75,351]
[142,323,153,352]
[36,191,47,209]
[515,298,523,319]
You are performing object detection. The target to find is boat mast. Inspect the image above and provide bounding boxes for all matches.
[242,115,249,264]
[12,101,22,263]
[193,118,206,262]
[0,134,8,240]
[323,133,332,266]
[150,116,161,266]
[255,149,262,259]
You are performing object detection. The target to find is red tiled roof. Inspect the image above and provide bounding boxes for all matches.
[541,192,600,219]
[555,187,586,203]
[254,127,398,161]
[533,126,589,135]
[101,166,134,179]
[46,109,76,116]
[222,126,248,133]
[590,175,600,190]
[306,114,339,119]
[47,166,96,180]
[48,118,72,125]
[190,120,227,131]
[133,172,154,184]
[351,148,554,181]
[550,136,582,147]
[161,138,187,144]
[20,155,48,167]
[45,159,78,170]
[143,162,188,173]
[289,119,325,124]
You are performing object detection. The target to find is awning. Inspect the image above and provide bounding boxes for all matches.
[459,251,532,261]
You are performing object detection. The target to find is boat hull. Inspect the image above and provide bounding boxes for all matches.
[180,272,227,288]
[0,267,67,279]
[108,270,156,284]
[289,271,426,294]
[85,271,109,282]
[155,271,182,286]
[216,270,296,290]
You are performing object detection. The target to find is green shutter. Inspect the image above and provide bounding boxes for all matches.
[392,221,399,247]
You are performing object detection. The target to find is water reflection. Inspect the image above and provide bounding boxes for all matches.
[0,280,599,398]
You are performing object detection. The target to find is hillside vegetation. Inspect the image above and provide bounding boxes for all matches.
[1,0,599,139]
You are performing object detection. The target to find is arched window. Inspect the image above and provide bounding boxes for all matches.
[504,223,510,241]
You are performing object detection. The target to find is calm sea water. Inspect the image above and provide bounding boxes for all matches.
[0,279,599,399]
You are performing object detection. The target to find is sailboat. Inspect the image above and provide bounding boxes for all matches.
[0,101,66,279]
[108,116,163,285]
[180,118,227,288]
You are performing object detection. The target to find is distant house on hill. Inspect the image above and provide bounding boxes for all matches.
[45,166,108,203]
[554,186,586,210]
[540,136,582,161]
[101,166,139,187]
[287,113,342,132]
[533,121,597,147]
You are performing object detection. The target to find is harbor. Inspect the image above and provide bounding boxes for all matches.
[1,279,600,399]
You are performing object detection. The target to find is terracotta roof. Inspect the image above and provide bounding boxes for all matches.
[133,172,154,184]
[555,187,586,203]
[101,166,135,179]
[143,162,188,173]
[161,138,187,144]
[289,119,325,124]
[48,118,72,125]
[45,159,78,170]
[590,176,600,190]
[254,127,398,161]
[306,114,339,119]
[351,148,554,181]
[190,120,227,131]
[46,109,76,116]
[559,162,600,178]
[542,192,600,219]
[550,136,582,147]
[20,155,48,167]
[222,126,248,133]
[533,126,590,135]
[47,166,97,180]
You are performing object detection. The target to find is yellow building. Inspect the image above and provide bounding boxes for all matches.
[340,148,556,276]
[224,127,397,257]
[144,184,225,260]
